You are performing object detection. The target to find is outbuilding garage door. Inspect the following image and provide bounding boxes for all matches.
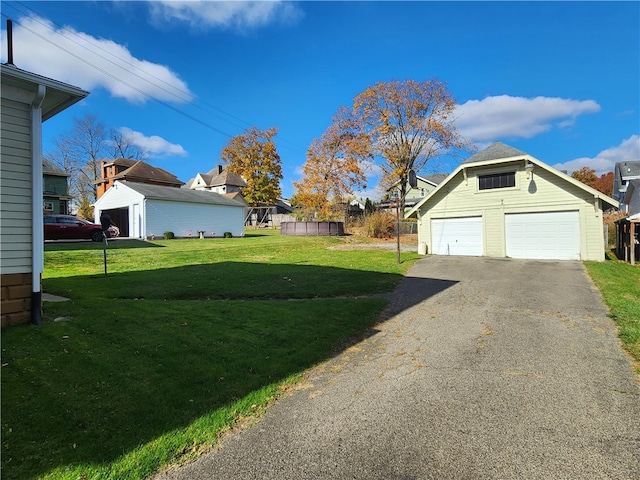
[505,211,580,260]
[431,217,483,256]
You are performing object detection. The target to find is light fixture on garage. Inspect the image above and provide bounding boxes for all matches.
[524,162,535,179]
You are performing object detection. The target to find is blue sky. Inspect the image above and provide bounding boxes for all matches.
[2,1,639,199]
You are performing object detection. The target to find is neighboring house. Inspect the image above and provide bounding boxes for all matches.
[404,173,448,209]
[381,173,447,211]
[93,181,246,239]
[95,158,184,199]
[619,176,640,215]
[406,142,618,261]
[1,63,88,327]
[185,164,247,194]
[43,158,71,214]
[613,161,640,204]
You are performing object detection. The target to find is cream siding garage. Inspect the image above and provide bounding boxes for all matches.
[407,143,618,262]
[431,217,483,256]
[505,211,580,260]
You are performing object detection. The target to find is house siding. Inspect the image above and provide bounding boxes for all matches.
[1,97,33,274]
[1,96,34,327]
[417,160,607,260]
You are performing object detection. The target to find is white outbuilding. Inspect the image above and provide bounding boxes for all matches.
[94,181,245,239]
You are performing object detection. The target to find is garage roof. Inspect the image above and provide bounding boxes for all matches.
[118,182,246,207]
[462,142,526,164]
[406,142,618,218]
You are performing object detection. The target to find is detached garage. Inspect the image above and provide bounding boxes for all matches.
[94,181,245,239]
[407,143,618,261]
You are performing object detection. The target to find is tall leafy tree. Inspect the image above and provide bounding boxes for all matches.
[221,126,283,206]
[571,168,614,196]
[293,107,371,220]
[351,79,471,212]
[571,166,598,188]
[593,171,614,197]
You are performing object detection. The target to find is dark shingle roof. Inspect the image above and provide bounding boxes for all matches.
[462,142,527,164]
[617,161,640,179]
[113,160,184,185]
[121,182,246,207]
[422,173,448,185]
[43,159,68,176]
[204,166,247,188]
[186,165,247,189]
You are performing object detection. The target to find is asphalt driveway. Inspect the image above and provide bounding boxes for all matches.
[157,256,640,480]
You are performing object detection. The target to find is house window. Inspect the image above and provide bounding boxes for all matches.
[478,172,515,190]
[43,201,54,212]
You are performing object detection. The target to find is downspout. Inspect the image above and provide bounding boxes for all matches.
[31,84,46,325]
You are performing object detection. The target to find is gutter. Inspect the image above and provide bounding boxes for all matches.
[31,84,46,325]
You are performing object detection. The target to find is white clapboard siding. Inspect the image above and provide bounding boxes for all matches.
[94,181,246,239]
[145,200,244,238]
[1,97,32,274]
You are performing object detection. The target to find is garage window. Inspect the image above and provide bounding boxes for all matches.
[478,172,515,190]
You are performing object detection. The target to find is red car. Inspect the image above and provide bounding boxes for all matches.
[44,214,115,242]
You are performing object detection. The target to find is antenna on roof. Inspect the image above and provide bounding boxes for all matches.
[6,19,14,65]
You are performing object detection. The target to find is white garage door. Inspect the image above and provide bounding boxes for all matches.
[432,217,483,256]
[505,211,580,260]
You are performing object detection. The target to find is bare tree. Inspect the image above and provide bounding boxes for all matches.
[108,128,146,160]
[45,114,107,207]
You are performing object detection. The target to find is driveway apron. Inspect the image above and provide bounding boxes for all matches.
[157,256,640,480]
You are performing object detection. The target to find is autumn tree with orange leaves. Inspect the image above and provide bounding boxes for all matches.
[221,126,283,206]
[593,171,615,197]
[571,166,598,188]
[351,79,471,212]
[571,167,614,196]
[292,108,371,220]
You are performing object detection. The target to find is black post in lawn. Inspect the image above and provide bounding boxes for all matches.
[103,232,108,276]
[100,211,112,277]
[395,170,418,264]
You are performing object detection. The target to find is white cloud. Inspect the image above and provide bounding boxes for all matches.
[553,134,640,176]
[119,127,188,158]
[0,15,193,104]
[147,1,303,30]
[455,95,601,142]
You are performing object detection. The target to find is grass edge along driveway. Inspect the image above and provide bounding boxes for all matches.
[584,253,640,375]
[1,233,419,480]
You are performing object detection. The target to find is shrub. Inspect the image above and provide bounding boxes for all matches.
[163,231,175,240]
[223,232,233,238]
[603,210,627,247]
[364,211,395,239]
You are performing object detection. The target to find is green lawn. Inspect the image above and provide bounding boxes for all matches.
[585,252,640,373]
[1,232,419,480]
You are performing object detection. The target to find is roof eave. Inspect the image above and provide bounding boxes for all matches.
[1,64,89,120]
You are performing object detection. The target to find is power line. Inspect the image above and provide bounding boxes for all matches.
[2,3,308,154]
[2,11,237,139]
